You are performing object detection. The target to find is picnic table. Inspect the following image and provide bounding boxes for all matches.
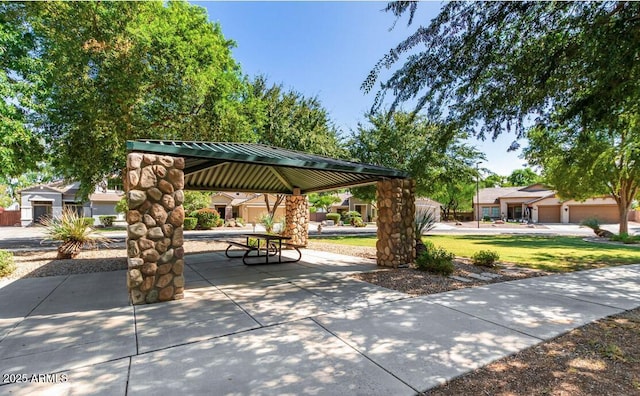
[224,233,302,265]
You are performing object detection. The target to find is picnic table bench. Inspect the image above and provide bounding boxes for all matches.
[224,234,303,265]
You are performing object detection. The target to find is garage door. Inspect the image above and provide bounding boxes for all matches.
[246,207,285,223]
[569,205,619,224]
[537,205,560,223]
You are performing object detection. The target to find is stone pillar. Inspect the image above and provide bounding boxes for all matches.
[125,153,185,304]
[284,191,309,246]
[376,178,416,268]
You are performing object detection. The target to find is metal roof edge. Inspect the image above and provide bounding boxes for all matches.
[126,140,409,179]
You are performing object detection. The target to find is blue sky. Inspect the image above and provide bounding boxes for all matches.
[196,1,528,176]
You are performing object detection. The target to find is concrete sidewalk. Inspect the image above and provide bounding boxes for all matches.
[0,250,639,395]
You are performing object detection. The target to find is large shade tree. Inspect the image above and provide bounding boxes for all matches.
[250,76,346,218]
[364,1,640,233]
[348,111,483,204]
[7,1,256,198]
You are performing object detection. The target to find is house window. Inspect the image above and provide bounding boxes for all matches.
[491,207,500,218]
[482,207,490,218]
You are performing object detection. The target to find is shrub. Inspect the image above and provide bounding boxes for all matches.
[216,218,224,227]
[326,213,341,223]
[98,215,116,227]
[415,242,455,275]
[235,217,244,226]
[581,217,600,231]
[81,217,95,227]
[115,197,128,214]
[472,250,500,267]
[193,208,220,229]
[343,211,362,225]
[259,213,275,233]
[41,208,110,259]
[0,250,16,277]
[610,233,640,244]
[352,217,366,227]
[183,217,197,230]
[482,216,491,222]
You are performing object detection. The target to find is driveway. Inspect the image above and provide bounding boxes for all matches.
[1,249,639,395]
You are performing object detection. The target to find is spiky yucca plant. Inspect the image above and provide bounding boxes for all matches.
[414,207,437,258]
[41,208,111,259]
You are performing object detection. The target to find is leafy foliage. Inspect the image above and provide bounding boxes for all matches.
[191,208,220,230]
[0,250,16,277]
[115,197,128,215]
[183,191,213,214]
[6,2,255,198]
[258,212,275,233]
[506,168,540,187]
[326,213,341,224]
[98,215,116,227]
[183,217,197,230]
[415,240,455,275]
[367,2,640,234]
[41,207,110,259]
[471,250,500,268]
[348,111,484,202]
[308,193,341,212]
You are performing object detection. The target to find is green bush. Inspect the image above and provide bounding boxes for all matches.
[115,197,128,214]
[415,242,455,275]
[216,218,224,227]
[193,208,220,229]
[326,213,341,223]
[183,217,197,230]
[352,217,366,227]
[81,217,95,227]
[472,250,500,267]
[259,213,275,233]
[610,233,640,244]
[581,217,601,231]
[343,210,363,225]
[235,217,244,226]
[482,216,491,222]
[98,215,116,227]
[0,250,16,277]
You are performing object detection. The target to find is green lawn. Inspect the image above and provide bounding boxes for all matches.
[311,235,640,272]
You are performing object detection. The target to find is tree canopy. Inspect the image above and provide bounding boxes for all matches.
[506,168,541,187]
[365,2,640,143]
[3,1,256,198]
[348,111,483,203]
[365,1,640,232]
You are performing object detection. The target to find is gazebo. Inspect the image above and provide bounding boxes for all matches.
[124,140,416,304]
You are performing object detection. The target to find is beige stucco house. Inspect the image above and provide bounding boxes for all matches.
[473,184,619,224]
[210,192,285,223]
[19,181,124,226]
[330,193,441,222]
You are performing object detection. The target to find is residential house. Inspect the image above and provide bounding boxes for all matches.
[473,184,619,224]
[210,192,285,223]
[19,181,124,226]
[330,193,441,222]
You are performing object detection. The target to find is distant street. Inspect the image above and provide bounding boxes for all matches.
[0,222,635,252]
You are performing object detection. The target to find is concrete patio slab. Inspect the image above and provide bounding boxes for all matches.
[511,264,640,310]
[428,281,624,339]
[134,287,260,353]
[1,357,130,396]
[30,271,130,315]
[128,319,415,395]
[314,297,540,392]
[291,276,409,309]
[222,281,343,326]
[0,275,67,320]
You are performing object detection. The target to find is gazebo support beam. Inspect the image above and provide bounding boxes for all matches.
[376,178,416,268]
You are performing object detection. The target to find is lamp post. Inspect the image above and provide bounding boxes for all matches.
[476,162,482,229]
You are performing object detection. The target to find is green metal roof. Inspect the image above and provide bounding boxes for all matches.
[126,140,409,194]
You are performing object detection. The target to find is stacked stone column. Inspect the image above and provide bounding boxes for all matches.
[125,153,185,304]
[284,193,309,246]
[376,178,416,268]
